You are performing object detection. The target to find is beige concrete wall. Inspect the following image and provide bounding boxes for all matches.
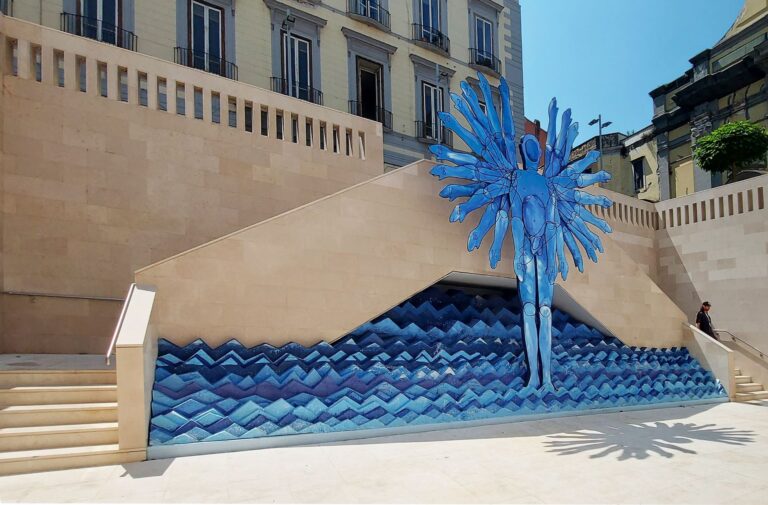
[588,187,659,282]
[114,284,156,455]
[1,294,123,354]
[656,174,768,357]
[136,160,688,350]
[684,324,735,398]
[0,15,385,353]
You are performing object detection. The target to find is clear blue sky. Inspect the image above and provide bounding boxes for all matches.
[521,0,744,137]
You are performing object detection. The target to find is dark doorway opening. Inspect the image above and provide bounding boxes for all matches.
[357,57,383,122]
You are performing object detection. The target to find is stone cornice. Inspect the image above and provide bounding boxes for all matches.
[341,27,398,54]
[409,54,456,77]
[472,0,505,13]
[673,57,765,109]
[649,70,693,99]
[263,0,327,27]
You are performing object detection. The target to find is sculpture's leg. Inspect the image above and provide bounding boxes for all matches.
[519,248,539,389]
[537,254,555,391]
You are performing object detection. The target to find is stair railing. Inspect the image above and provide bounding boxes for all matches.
[106,283,137,365]
[715,329,767,362]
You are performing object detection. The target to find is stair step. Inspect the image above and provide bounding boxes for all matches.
[0,402,117,428]
[733,368,742,375]
[736,382,765,393]
[0,385,116,405]
[0,370,115,388]
[735,391,768,401]
[0,423,118,452]
[0,444,144,476]
[734,375,753,385]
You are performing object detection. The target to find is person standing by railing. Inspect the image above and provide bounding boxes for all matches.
[696,301,718,340]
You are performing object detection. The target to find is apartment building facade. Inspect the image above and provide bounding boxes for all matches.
[7,0,523,168]
[649,0,768,200]
[567,129,659,202]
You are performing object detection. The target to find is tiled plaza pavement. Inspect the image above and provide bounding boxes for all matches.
[1,401,766,503]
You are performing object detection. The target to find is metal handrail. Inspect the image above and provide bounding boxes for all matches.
[174,46,238,81]
[415,120,453,147]
[347,0,391,30]
[348,100,393,130]
[60,13,137,51]
[469,48,501,74]
[106,283,137,365]
[3,290,124,302]
[715,329,767,361]
[412,23,450,54]
[270,76,323,105]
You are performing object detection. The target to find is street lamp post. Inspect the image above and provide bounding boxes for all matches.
[588,115,612,174]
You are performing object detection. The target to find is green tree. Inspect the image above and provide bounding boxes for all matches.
[693,121,768,181]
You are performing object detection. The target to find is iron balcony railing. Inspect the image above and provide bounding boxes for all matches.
[469,48,501,74]
[349,101,393,130]
[1,0,12,16]
[270,76,323,105]
[412,23,450,54]
[416,120,453,147]
[60,13,137,51]
[174,47,238,81]
[347,0,391,30]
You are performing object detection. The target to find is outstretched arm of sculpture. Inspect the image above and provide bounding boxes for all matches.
[543,99,614,279]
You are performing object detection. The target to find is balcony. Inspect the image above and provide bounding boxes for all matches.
[271,77,323,105]
[469,48,501,77]
[412,24,450,55]
[416,120,453,147]
[1,0,12,16]
[60,13,137,51]
[347,0,390,31]
[349,101,392,131]
[174,47,238,81]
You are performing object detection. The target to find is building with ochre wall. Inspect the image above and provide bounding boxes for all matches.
[8,0,524,169]
[650,0,768,200]
[568,126,660,202]
[623,125,659,202]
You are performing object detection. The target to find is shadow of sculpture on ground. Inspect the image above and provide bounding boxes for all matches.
[545,421,754,460]
[120,457,174,479]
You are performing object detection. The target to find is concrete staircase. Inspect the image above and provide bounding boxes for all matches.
[733,367,768,402]
[0,368,143,475]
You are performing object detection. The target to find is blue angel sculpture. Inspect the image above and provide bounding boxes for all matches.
[430,73,614,391]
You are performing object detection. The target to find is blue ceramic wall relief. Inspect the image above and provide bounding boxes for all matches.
[150,286,726,446]
[148,74,725,448]
[430,73,614,391]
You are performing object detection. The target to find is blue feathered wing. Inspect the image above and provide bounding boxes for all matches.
[429,73,613,280]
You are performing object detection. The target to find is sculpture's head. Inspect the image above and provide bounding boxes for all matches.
[519,134,541,171]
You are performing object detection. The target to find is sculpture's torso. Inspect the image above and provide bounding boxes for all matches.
[514,170,554,256]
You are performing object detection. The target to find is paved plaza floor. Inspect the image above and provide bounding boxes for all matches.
[1,401,766,503]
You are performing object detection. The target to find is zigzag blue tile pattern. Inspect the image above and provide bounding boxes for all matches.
[150,287,726,446]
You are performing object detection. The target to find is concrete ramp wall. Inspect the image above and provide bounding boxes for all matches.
[136,160,688,349]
